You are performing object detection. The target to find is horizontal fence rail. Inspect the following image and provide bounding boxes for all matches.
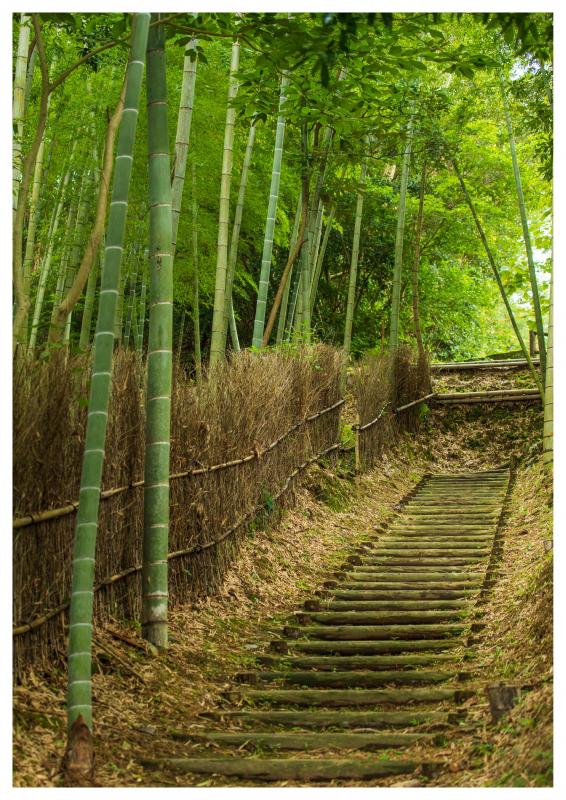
[13,399,345,530]
[13,440,343,638]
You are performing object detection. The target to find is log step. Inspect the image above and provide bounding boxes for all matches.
[283,623,466,640]
[345,572,483,582]
[311,600,469,611]
[173,730,435,751]
[351,558,486,567]
[275,639,463,655]
[328,589,476,601]
[234,669,457,687]
[141,756,442,781]
[294,610,467,625]
[361,549,490,557]
[256,654,460,670]
[234,687,473,707]
[199,708,465,729]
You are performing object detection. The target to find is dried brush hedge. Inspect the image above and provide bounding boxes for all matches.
[13,344,342,678]
[351,346,431,471]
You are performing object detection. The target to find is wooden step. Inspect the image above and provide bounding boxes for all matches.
[345,572,483,582]
[293,610,467,626]
[235,669,456,687]
[309,600,469,612]
[361,549,490,558]
[328,589,476,601]
[141,756,442,781]
[172,730,435,751]
[199,708,467,729]
[233,687,473,707]
[256,653,460,670]
[275,638,463,655]
[283,623,466,641]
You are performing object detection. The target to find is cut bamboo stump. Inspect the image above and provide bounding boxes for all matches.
[138,467,511,786]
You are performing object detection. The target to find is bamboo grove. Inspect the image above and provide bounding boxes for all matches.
[12,10,552,782]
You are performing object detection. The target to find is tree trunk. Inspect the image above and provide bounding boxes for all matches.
[142,14,174,649]
[343,160,368,356]
[252,73,289,348]
[389,114,414,350]
[64,13,149,784]
[411,159,426,358]
[499,69,547,380]
[451,156,543,396]
[209,40,240,367]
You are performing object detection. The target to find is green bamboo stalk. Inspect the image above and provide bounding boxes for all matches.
[222,120,257,352]
[13,14,31,216]
[411,159,426,358]
[65,12,149,772]
[499,69,547,379]
[451,156,543,396]
[176,310,186,366]
[343,160,368,356]
[78,237,102,351]
[136,254,148,357]
[28,161,72,352]
[276,193,302,344]
[171,38,198,257]
[543,274,553,467]
[123,240,142,347]
[114,254,130,344]
[191,164,202,381]
[389,114,414,350]
[22,55,58,304]
[252,73,289,348]
[62,165,94,346]
[310,203,336,317]
[209,40,240,367]
[142,15,174,649]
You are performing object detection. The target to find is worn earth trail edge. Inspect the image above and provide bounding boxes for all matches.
[140,467,511,786]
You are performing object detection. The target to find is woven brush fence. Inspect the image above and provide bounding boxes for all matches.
[13,345,343,679]
[352,346,431,471]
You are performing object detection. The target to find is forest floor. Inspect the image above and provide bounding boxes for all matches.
[12,365,551,788]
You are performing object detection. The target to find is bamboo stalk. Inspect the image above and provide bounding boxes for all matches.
[389,112,414,349]
[252,74,290,348]
[450,156,543,397]
[142,14,174,649]
[209,40,240,367]
[343,160,368,357]
[222,120,257,353]
[14,440,343,638]
[499,68,547,379]
[65,10,149,759]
